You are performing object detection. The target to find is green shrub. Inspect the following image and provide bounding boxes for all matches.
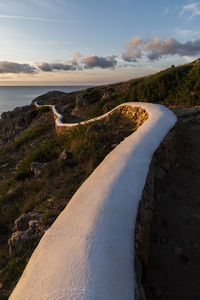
[82,88,101,104]
[11,123,53,149]
[0,184,23,206]
[84,104,104,120]
[1,257,26,287]
[41,210,57,226]
[67,99,76,111]
[29,106,50,120]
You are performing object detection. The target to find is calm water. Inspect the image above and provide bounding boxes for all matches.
[0,86,90,117]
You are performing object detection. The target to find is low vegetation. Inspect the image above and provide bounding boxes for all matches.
[0,58,200,298]
[0,105,145,298]
[11,122,52,149]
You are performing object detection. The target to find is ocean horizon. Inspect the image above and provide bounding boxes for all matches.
[0,85,92,117]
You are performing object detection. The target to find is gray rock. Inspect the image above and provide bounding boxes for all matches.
[14,213,42,231]
[28,220,39,232]
[31,161,48,177]
[8,230,39,253]
[9,213,44,254]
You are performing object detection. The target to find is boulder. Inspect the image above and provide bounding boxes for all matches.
[8,213,44,255]
[14,213,42,231]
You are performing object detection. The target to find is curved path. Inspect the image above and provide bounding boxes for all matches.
[10,102,176,300]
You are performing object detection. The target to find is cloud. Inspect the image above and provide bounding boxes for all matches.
[0,14,76,23]
[122,36,143,62]
[67,51,82,65]
[66,58,78,66]
[163,7,169,15]
[0,61,36,73]
[107,54,117,59]
[180,2,200,19]
[122,48,142,62]
[81,55,117,69]
[142,37,180,59]
[125,36,143,49]
[38,62,76,72]
[39,53,118,72]
[122,36,200,61]
[73,51,81,58]
[175,28,200,39]
[144,37,200,60]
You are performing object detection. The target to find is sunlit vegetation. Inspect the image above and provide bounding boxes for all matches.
[0,106,143,298]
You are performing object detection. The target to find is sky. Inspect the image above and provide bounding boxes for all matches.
[0,0,200,85]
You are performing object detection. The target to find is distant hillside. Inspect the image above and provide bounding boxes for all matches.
[34,58,200,121]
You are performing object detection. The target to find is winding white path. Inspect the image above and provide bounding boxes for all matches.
[10,102,176,300]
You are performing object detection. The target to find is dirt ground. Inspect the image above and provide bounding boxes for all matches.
[143,107,200,300]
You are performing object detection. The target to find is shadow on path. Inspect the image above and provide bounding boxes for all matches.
[143,108,200,300]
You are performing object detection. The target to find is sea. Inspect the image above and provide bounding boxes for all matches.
[0,86,91,117]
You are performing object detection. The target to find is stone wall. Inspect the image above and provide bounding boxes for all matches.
[55,105,149,135]
[35,102,149,135]
[134,126,177,300]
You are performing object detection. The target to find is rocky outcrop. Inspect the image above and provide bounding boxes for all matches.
[0,106,33,145]
[8,213,44,255]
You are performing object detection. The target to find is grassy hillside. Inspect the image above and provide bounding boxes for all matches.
[0,58,200,298]
[34,58,200,122]
[0,105,144,299]
[77,59,200,119]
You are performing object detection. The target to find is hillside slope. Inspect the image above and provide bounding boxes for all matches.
[0,103,145,299]
[32,58,200,122]
[0,58,199,299]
